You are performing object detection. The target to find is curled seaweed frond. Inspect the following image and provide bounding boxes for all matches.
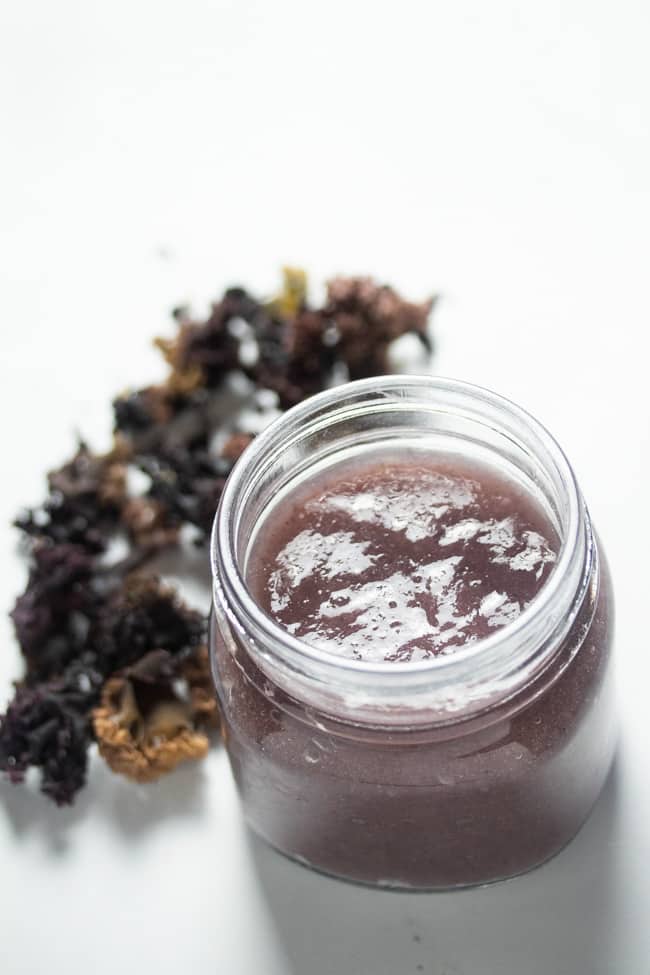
[93,649,212,782]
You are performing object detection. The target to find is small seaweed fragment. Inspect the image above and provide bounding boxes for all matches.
[324,276,434,379]
[155,287,263,391]
[120,496,180,550]
[136,447,234,541]
[112,385,174,439]
[264,266,308,320]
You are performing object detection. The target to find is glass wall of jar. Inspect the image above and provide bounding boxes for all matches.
[210,377,615,890]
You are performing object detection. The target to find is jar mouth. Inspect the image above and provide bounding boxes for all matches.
[211,376,592,721]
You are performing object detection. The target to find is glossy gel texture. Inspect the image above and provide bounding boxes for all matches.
[246,455,559,663]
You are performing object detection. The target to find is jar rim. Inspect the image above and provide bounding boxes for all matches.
[211,376,593,722]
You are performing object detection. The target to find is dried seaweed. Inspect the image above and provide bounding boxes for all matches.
[1,270,436,805]
[10,544,98,681]
[136,447,234,541]
[14,443,126,553]
[325,276,434,378]
[0,660,103,805]
[93,649,211,783]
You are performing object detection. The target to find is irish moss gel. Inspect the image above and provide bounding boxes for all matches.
[210,377,615,889]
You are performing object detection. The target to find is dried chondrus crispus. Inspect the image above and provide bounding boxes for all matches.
[1,270,435,804]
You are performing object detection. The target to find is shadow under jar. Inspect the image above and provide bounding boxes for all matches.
[209,377,615,890]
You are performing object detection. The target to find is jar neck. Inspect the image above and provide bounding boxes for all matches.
[211,376,594,727]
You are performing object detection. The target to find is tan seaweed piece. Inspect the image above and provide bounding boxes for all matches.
[93,649,213,783]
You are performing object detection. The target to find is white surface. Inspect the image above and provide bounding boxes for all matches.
[1,2,649,972]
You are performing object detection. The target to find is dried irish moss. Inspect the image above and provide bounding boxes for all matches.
[0,660,103,805]
[10,544,98,681]
[93,649,213,783]
[15,443,127,553]
[2,574,208,802]
[1,269,435,805]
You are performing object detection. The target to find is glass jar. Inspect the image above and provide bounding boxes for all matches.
[209,376,615,890]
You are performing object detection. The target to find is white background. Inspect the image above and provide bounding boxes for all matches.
[1,2,649,972]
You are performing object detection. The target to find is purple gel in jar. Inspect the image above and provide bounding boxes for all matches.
[210,377,615,889]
